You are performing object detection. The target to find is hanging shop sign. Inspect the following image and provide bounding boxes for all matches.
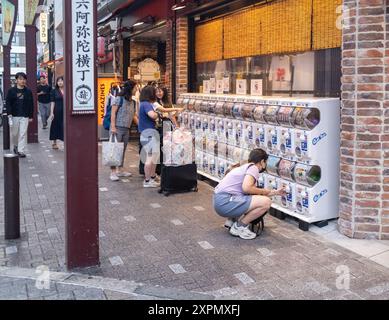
[138,58,161,82]
[236,79,247,95]
[1,0,16,46]
[251,79,263,96]
[71,0,96,113]
[24,0,40,25]
[97,78,114,126]
[39,12,48,43]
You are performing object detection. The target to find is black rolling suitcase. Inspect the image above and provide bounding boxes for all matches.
[158,118,198,197]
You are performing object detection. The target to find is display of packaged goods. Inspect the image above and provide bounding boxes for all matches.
[226,119,235,146]
[208,154,216,176]
[209,116,217,139]
[215,101,225,116]
[207,139,218,156]
[263,105,280,124]
[216,118,226,143]
[188,99,196,112]
[189,114,196,131]
[223,102,235,118]
[242,103,256,121]
[234,121,243,147]
[227,144,235,162]
[243,122,254,149]
[218,142,228,159]
[207,100,216,114]
[194,100,203,113]
[253,104,267,123]
[201,115,209,135]
[291,107,320,130]
[217,158,227,179]
[278,159,296,181]
[293,163,321,187]
[254,124,265,149]
[277,106,294,127]
[232,103,244,119]
[266,155,281,176]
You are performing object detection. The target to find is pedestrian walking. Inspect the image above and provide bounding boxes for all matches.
[37,75,52,129]
[49,77,64,150]
[109,80,137,182]
[5,72,34,158]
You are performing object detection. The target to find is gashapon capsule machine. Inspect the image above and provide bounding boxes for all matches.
[265,156,282,205]
[277,159,296,210]
[263,100,280,156]
[215,97,226,144]
[232,98,245,148]
[207,97,217,140]
[224,97,236,146]
[242,97,256,150]
[276,99,295,160]
[291,101,321,163]
[252,99,267,150]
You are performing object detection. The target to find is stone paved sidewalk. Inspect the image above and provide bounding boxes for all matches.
[1,127,389,300]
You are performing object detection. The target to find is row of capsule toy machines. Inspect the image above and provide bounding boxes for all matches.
[176,93,341,226]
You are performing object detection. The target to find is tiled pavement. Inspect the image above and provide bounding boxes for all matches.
[1,127,389,300]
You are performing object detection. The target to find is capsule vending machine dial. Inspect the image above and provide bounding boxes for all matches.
[253,102,267,149]
[292,105,321,163]
[277,102,295,160]
[278,159,296,210]
[265,156,282,205]
[263,102,280,156]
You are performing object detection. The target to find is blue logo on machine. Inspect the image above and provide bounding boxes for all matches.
[312,132,327,146]
[314,189,328,203]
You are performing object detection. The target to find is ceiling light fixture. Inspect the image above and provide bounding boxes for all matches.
[172,0,186,11]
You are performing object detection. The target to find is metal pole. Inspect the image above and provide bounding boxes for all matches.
[25,25,39,144]
[4,153,20,239]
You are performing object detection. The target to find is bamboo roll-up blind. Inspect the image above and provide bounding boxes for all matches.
[195,19,223,63]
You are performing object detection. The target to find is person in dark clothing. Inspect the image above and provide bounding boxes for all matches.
[37,75,52,129]
[5,72,34,158]
[49,77,64,150]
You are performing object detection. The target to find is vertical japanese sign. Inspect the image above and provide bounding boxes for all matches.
[24,0,40,25]
[1,0,16,46]
[72,0,95,113]
[39,12,48,43]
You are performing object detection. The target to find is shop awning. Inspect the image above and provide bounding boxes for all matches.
[98,0,137,25]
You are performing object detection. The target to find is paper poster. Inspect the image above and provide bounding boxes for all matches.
[210,78,216,92]
[236,79,247,95]
[203,80,211,94]
[1,0,16,46]
[25,0,40,25]
[251,79,263,96]
[223,77,230,93]
[216,80,224,94]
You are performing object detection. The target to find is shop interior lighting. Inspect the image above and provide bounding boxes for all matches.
[132,15,155,27]
[172,0,186,11]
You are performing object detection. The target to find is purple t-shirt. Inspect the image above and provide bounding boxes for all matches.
[215,163,260,195]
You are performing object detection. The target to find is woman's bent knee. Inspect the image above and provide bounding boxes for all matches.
[251,196,272,210]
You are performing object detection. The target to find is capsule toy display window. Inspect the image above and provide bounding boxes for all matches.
[293,163,321,187]
[278,126,295,160]
[202,152,209,173]
[294,129,309,162]
[265,175,282,206]
[189,114,196,131]
[194,100,203,113]
[253,104,267,123]
[263,104,280,125]
[225,119,235,146]
[278,159,296,181]
[215,101,225,116]
[266,155,281,177]
[232,103,245,119]
[195,151,203,169]
[227,144,235,162]
[218,142,228,160]
[295,185,310,215]
[257,173,266,189]
[208,154,216,177]
[201,115,210,136]
[217,158,227,179]
[264,124,279,156]
[279,179,296,210]
[188,99,196,112]
[216,117,226,143]
[242,103,256,121]
[201,100,210,113]
[223,102,235,118]
[209,116,217,140]
[207,100,217,115]
[291,107,320,130]
[276,106,294,127]
[253,123,266,149]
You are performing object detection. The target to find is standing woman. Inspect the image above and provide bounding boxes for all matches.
[49,77,64,150]
[154,86,181,127]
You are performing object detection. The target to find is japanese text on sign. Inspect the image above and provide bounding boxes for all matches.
[72,0,95,112]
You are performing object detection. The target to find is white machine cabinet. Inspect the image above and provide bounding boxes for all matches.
[178,93,340,231]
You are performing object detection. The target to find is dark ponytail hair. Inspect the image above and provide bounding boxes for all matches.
[226,148,268,175]
[119,80,136,101]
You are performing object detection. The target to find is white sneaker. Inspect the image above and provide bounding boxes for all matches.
[224,219,234,229]
[110,173,120,182]
[229,222,257,240]
[143,180,160,188]
[117,172,132,178]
